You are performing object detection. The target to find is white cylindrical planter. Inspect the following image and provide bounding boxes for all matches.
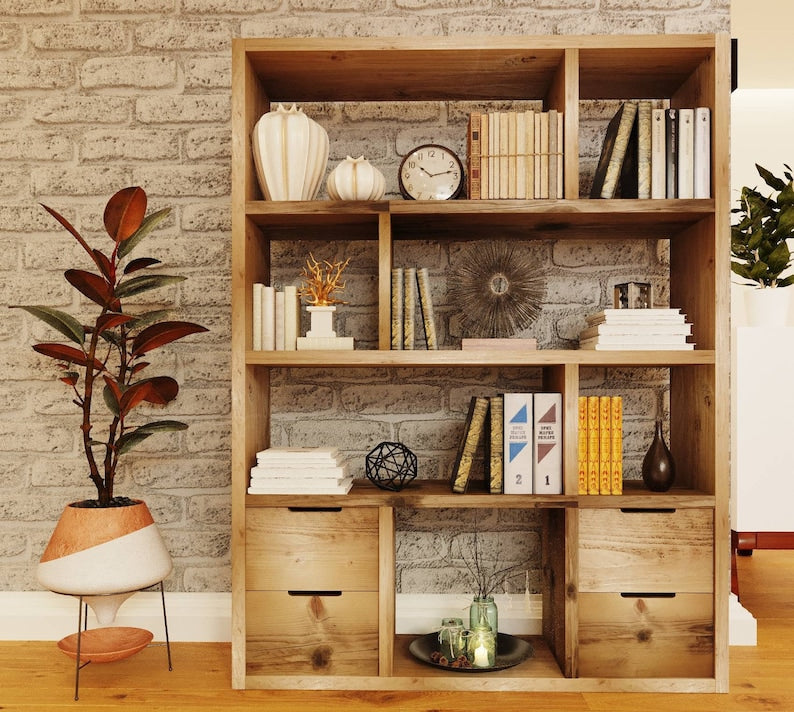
[744,286,792,326]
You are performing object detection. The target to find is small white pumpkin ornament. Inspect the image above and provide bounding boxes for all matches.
[252,103,329,201]
[327,155,386,201]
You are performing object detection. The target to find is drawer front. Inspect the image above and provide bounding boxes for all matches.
[246,507,379,591]
[246,591,379,676]
[578,508,713,593]
[578,592,714,678]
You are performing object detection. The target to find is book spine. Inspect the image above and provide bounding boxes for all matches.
[467,112,482,200]
[577,396,588,494]
[480,113,489,202]
[651,108,666,199]
[451,396,489,494]
[262,285,275,351]
[284,284,299,350]
[275,289,285,351]
[601,101,638,199]
[488,395,504,494]
[636,101,652,199]
[525,110,535,200]
[533,112,541,199]
[598,396,611,494]
[507,110,517,199]
[533,392,562,494]
[539,111,550,200]
[665,108,678,199]
[503,392,534,494]
[489,112,498,200]
[499,111,509,198]
[516,110,526,200]
[252,282,264,350]
[694,107,711,199]
[403,267,416,350]
[557,111,564,199]
[677,108,695,199]
[548,109,558,200]
[416,267,438,350]
[391,267,404,350]
[586,395,600,495]
[610,396,623,495]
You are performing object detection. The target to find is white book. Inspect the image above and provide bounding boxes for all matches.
[580,333,689,346]
[503,392,534,494]
[694,107,711,199]
[516,111,527,200]
[525,110,535,201]
[251,463,349,479]
[579,340,695,351]
[499,110,509,199]
[256,446,340,461]
[391,267,404,350]
[677,108,695,199]
[579,322,692,340]
[252,282,264,350]
[585,308,684,326]
[297,336,354,350]
[548,109,558,200]
[262,285,275,351]
[248,477,354,495]
[533,112,542,199]
[284,285,299,350]
[539,111,549,199]
[533,392,562,494]
[650,108,666,199]
[275,290,285,351]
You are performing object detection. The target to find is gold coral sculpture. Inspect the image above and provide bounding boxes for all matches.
[297,253,351,306]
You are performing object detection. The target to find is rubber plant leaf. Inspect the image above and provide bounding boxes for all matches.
[104,186,147,243]
[11,306,84,345]
[65,269,113,307]
[117,207,171,259]
[92,249,114,282]
[124,257,161,274]
[118,376,179,415]
[33,343,104,370]
[114,274,185,300]
[39,203,95,262]
[132,321,208,357]
[116,420,188,455]
[102,375,122,416]
[95,312,135,333]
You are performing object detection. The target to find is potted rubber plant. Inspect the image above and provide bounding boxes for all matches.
[731,163,794,324]
[12,186,207,622]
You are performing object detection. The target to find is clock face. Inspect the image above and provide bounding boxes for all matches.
[398,144,464,200]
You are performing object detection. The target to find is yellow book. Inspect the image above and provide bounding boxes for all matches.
[611,396,623,494]
[499,111,509,198]
[586,396,600,495]
[507,110,518,199]
[577,396,588,494]
[599,396,611,494]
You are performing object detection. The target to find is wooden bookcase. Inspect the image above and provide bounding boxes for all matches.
[230,34,731,693]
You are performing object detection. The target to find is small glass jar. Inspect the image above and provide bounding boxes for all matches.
[438,617,465,661]
[468,622,496,668]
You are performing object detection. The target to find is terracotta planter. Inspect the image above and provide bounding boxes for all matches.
[38,499,172,624]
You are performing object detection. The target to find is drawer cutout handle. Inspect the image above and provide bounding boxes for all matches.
[287,507,343,513]
[620,592,676,599]
[619,508,676,514]
[287,590,342,597]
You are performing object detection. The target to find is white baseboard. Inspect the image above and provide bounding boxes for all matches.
[1,590,757,647]
[0,591,231,642]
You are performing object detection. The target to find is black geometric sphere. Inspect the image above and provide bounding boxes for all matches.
[365,441,417,491]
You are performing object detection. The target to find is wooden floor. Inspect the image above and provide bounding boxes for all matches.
[2,550,793,711]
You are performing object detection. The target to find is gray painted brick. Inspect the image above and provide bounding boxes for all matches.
[136,95,230,124]
[81,129,180,162]
[30,22,127,50]
[0,59,74,89]
[81,56,177,89]
[135,20,231,51]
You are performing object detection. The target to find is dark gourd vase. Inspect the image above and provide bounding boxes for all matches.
[641,419,676,492]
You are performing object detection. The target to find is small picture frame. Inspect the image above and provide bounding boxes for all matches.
[614,282,653,309]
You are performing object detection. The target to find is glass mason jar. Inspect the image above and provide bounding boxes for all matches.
[468,622,496,668]
[469,595,498,639]
[438,617,465,661]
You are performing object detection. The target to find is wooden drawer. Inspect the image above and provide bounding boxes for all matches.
[246,507,379,591]
[246,591,379,676]
[578,508,713,593]
[578,592,714,678]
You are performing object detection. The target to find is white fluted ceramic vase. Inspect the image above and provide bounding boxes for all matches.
[252,103,329,201]
[38,499,172,625]
[326,155,385,201]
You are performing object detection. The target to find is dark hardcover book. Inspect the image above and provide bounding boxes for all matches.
[590,101,638,199]
[665,108,678,198]
[467,111,482,199]
[450,396,489,494]
[485,395,504,494]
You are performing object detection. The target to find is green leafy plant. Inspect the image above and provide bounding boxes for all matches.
[731,163,794,288]
[12,187,208,507]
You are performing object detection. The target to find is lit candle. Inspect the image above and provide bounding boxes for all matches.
[473,643,489,667]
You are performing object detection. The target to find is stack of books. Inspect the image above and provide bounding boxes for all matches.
[391,267,437,350]
[467,110,564,200]
[590,100,710,200]
[579,308,694,350]
[450,392,563,496]
[578,395,623,495]
[247,447,353,495]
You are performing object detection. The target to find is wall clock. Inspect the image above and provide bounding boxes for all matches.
[398,144,464,200]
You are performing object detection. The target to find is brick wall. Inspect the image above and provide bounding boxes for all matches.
[0,1,728,594]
